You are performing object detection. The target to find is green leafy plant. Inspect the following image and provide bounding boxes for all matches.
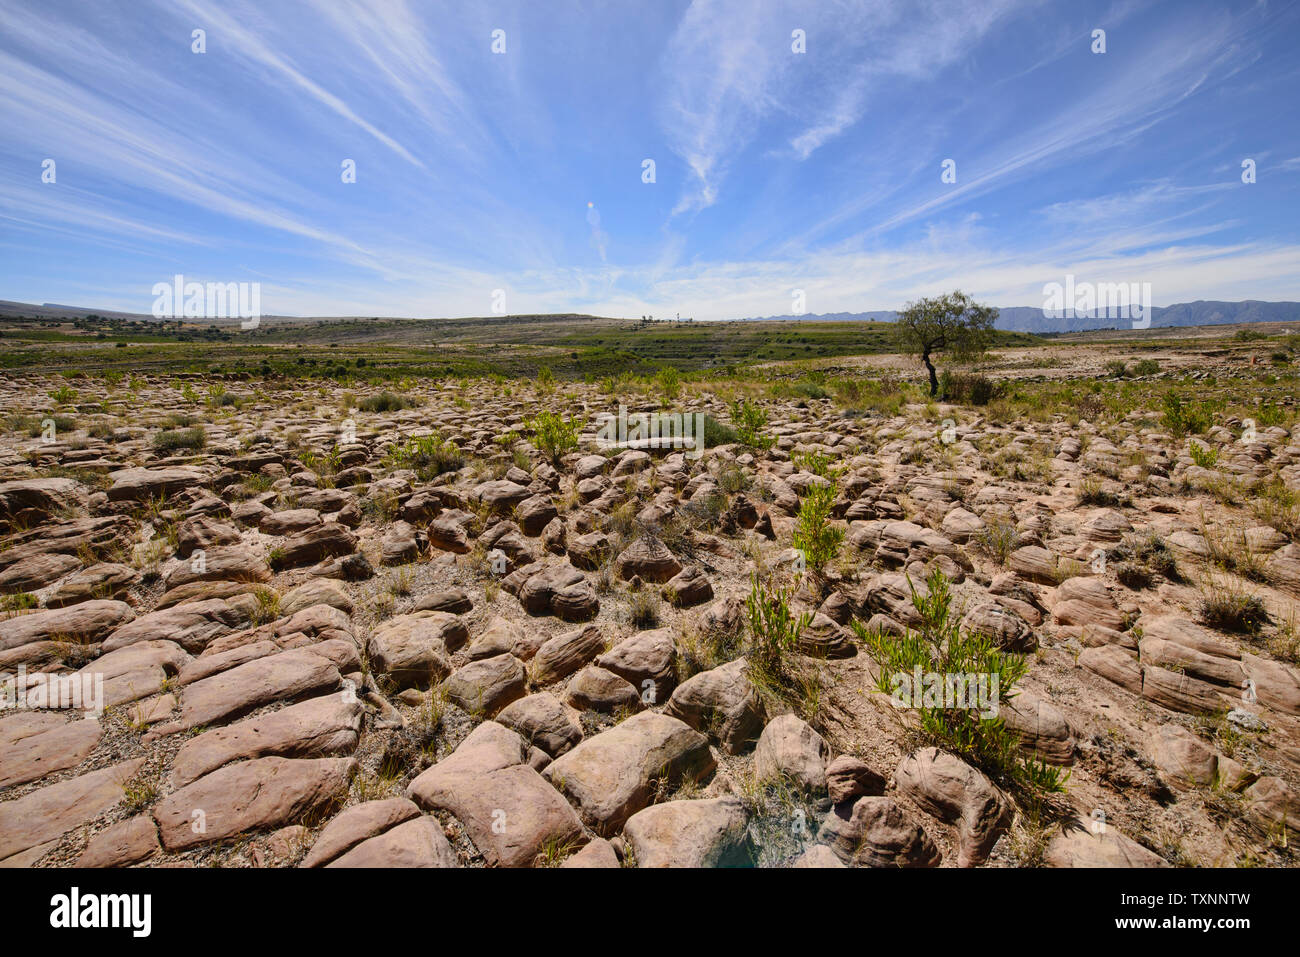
[152,426,206,452]
[973,516,1019,566]
[388,434,465,480]
[744,576,818,719]
[205,382,230,408]
[1189,441,1219,469]
[1162,392,1214,437]
[527,410,579,465]
[702,415,738,447]
[852,568,1068,794]
[791,482,843,574]
[655,366,681,401]
[48,384,77,405]
[359,391,417,413]
[792,450,841,479]
[729,399,774,450]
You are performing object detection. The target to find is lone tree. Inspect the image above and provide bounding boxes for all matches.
[894,291,998,397]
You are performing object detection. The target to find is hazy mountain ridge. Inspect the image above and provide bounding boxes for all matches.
[2,298,1297,334]
[736,300,1300,333]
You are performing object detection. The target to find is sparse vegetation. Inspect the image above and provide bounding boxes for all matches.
[791,482,843,576]
[853,569,1068,794]
[359,391,417,413]
[526,410,580,465]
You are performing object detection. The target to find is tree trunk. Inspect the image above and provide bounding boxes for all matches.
[923,350,939,397]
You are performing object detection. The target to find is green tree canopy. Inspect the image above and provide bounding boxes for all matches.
[894,290,998,396]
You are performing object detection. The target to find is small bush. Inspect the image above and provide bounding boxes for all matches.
[852,568,1067,794]
[359,391,417,413]
[1188,442,1219,469]
[1132,359,1160,376]
[1112,532,1178,589]
[120,774,159,813]
[744,577,817,717]
[775,377,831,401]
[251,586,281,625]
[389,434,465,480]
[152,426,206,452]
[792,450,841,479]
[974,516,1019,566]
[1200,589,1269,635]
[527,410,579,465]
[729,399,774,450]
[655,366,681,401]
[28,414,76,437]
[626,588,661,628]
[702,415,738,447]
[1162,392,1214,437]
[716,465,751,494]
[791,482,843,575]
[940,372,1004,405]
[1077,475,1129,507]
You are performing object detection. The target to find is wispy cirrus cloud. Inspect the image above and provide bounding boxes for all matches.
[0,0,1295,319]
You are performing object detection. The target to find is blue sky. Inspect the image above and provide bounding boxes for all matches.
[2,0,1298,321]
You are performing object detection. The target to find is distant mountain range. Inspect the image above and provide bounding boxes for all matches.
[1,297,1297,334]
[736,300,1300,334]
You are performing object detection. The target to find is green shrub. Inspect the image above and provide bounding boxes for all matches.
[205,383,230,408]
[940,372,1003,405]
[1132,359,1160,376]
[1189,441,1219,469]
[703,415,738,447]
[1200,589,1269,634]
[973,516,1020,566]
[359,391,417,413]
[729,399,774,450]
[527,410,579,465]
[852,568,1067,794]
[744,577,815,714]
[152,426,206,452]
[792,450,840,479]
[1255,403,1285,427]
[791,482,843,574]
[389,434,465,480]
[1161,392,1214,437]
[654,366,681,401]
[774,377,831,401]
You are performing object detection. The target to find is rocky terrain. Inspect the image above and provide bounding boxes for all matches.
[1,361,1298,869]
